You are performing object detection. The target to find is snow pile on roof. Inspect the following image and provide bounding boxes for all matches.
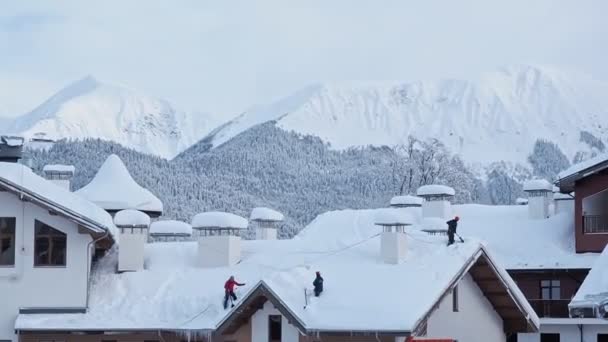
[571,245,608,309]
[192,211,248,229]
[0,162,115,236]
[516,197,528,205]
[374,208,413,226]
[42,164,75,174]
[558,153,608,179]
[17,208,528,333]
[114,209,150,227]
[150,220,192,236]
[523,179,553,191]
[416,184,455,197]
[390,195,423,206]
[456,204,597,269]
[75,154,163,214]
[250,207,284,222]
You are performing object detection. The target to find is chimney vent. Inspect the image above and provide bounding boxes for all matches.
[192,212,248,267]
[374,208,413,264]
[554,192,574,215]
[523,179,553,219]
[114,209,150,272]
[250,207,284,240]
[416,184,455,219]
[43,164,75,191]
[390,195,423,208]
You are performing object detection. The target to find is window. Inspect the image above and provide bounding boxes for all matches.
[507,334,518,342]
[268,315,282,342]
[540,333,560,342]
[540,280,560,300]
[452,285,459,312]
[598,334,608,342]
[0,217,16,266]
[34,220,67,267]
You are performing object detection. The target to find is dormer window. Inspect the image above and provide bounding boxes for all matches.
[0,217,16,266]
[34,220,67,267]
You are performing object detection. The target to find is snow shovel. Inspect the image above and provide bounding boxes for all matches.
[455,232,464,243]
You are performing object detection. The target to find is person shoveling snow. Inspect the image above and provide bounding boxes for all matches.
[223,275,245,309]
[313,271,324,297]
[446,216,463,246]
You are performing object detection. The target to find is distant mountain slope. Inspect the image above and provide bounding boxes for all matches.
[4,76,222,158]
[205,65,608,165]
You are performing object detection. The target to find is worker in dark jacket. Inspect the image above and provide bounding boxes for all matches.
[313,271,324,297]
[446,216,460,246]
[224,276,245,309]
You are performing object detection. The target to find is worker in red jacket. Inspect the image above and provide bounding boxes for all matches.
[224,276,245,309]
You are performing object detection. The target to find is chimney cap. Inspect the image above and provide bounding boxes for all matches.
[523,179,553,192]
[192,211,248,230]
[374,208,414,226]
[390,195,423,207]
[43,164,75,175]
[114,209,151,228]
[416,184,455,197]
[150,220,192,237]
[250,207,284,222]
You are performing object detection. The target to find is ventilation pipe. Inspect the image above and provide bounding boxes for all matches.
[114,209,150,272]
[42,164,75,191]
[523,179,553,219]
[250,207,284,240]
[416,185,455,219]
[374,208,413,264]
[192,212,248,268]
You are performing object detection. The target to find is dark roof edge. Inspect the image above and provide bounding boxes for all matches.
[19,307,87,314]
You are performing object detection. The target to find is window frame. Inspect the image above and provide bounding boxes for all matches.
[268,314,282,342]
[540,280,561,300]
[0,217,16,267]
[34,220,67,268]
[452,285,459,312]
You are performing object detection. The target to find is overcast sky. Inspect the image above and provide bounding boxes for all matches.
[0,0,606,118]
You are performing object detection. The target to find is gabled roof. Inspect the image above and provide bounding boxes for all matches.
[0,162,116,237]
[569,244,608,318]
[75,154,163,216]
[557,154,608,192]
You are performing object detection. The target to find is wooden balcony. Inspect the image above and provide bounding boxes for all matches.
[583,215,608,234]
[528,299,571,318]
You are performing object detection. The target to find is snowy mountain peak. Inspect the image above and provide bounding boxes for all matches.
[204,65,608,165]
[4,76,222,158]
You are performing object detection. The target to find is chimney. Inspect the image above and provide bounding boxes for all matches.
[42,164,75,191]
[114,209,150,272]
[250,207,284,240]
[149,220,192,242]
[416,185,455,219]
[523,179,553,219]
[192,212,248,268]
[374,208,413,264]
[0,136,24,163]
[554,192,574,215]
[390,195,423,209]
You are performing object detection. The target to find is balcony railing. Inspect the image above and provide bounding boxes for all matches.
[528,299,571,318]
[583,215,608,234]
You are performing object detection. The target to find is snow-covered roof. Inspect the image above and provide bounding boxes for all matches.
[192,211,248,229]
[14,208,537,333]
[558,153,608,180]
[250,207,284,222]
[0,162,116,237]
[1,135,24,147]
[390,195,423,206]
[75,154,163,214]
[42,164,75,174]
[113,209,150,227]
[150,220,192,236]
[523,179,553,192]
[374,208,413,226]
[554,193,574,201]
[416,184,455,197]
[516,197,528,205]
[570,245,608,315]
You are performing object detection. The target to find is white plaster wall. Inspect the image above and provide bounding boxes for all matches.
[381,232,406,264]
[118,231,146,272]
[198,235,241,268]
[0,191,92,342]
[426,273,505,342]
[251,301,300,342]
[422,200,452,219]
[518,323,608,342]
